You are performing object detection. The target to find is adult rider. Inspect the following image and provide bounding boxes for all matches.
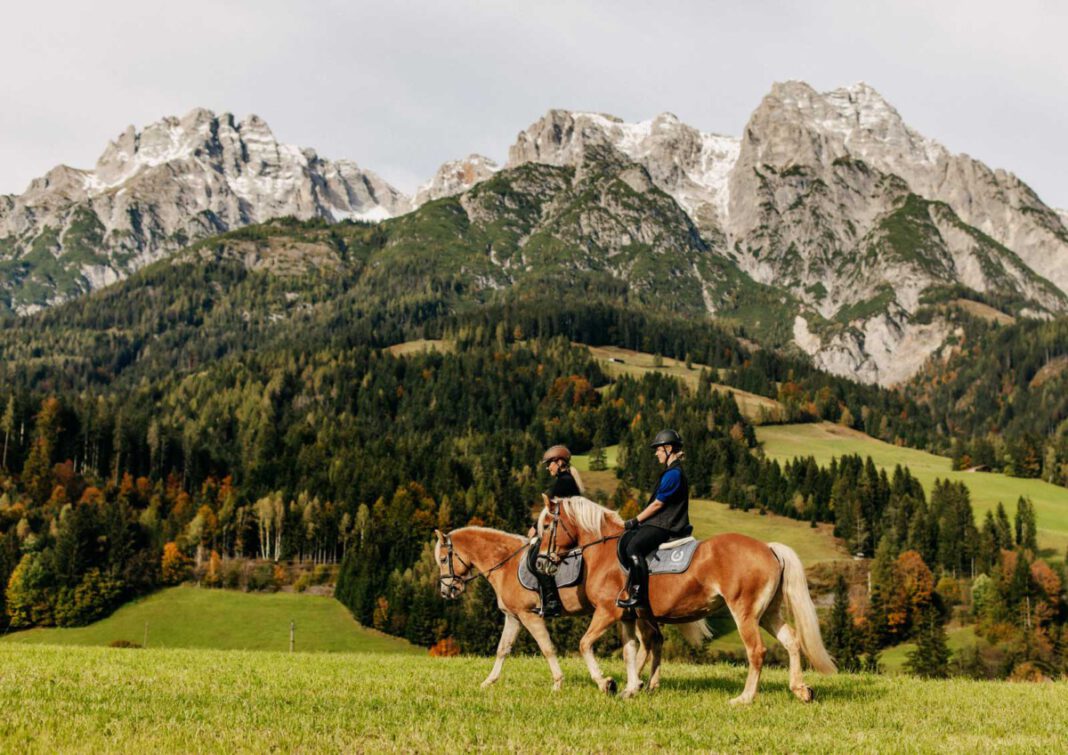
[529,444,583,617]
[616,429,692,610]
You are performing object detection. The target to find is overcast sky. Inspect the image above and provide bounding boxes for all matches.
[2,0,1065,208]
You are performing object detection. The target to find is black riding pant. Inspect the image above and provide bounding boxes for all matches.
[619,524,673,565]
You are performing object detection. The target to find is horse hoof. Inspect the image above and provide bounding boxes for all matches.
[729,695,753,706]
[603,678,617,695]
[621,687,640,700]
[480,679,496,689]
[552,679,563,693]
[803,686,815,703]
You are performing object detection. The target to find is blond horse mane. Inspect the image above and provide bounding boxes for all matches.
[539,496,623,539]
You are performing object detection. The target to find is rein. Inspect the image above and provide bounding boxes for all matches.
[438,532,528,598]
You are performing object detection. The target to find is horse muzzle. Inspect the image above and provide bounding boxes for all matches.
[438,577,466,600]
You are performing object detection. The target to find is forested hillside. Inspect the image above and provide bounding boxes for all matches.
[1,207,1066,678]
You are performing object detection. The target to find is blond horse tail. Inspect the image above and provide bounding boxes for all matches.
[769,543,837,674]
[677,619,713,646]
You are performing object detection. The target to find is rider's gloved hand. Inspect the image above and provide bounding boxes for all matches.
[624,518,639,531]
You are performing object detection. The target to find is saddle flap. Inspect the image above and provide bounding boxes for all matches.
[518,544,584,591]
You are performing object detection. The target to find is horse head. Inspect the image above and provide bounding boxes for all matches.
[433,528,477,599]
[537,497,623,568]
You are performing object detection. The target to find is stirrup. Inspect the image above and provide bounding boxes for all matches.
[535,602,561,618]
[616,586,644,609]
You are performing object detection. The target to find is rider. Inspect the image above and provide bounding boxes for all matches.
[529,444,583,618]
[617,429,692,610]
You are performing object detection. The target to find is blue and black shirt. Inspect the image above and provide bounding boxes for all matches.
[644,461,691,537]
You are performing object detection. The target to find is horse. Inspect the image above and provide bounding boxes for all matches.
[433,526,708,693]
[537,497,836,703]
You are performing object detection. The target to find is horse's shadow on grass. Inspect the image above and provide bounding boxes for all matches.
[652,672,884,703]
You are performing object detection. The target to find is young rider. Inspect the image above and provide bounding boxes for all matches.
[529,444,583,617]
[617,429,692,610]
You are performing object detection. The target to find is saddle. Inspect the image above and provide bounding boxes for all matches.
[518,541,584,591]
[617,535,700,575]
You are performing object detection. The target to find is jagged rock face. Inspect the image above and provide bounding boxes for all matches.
[508,110,739,241]
[0,108,410,313]
[413,154,499,206]
[725,81,1068,385]
[731,81,1068,296]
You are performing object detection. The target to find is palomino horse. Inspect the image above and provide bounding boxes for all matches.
[433,526,706,693]
[538,497,836,703]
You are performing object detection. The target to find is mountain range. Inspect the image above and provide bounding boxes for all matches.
[2,81,1066,386]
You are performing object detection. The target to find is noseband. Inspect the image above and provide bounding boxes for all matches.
[438,533,478,598]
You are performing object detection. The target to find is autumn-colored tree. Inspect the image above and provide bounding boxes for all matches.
[204,550,222,588]
[161,542,191,585]
[885,550,934,639]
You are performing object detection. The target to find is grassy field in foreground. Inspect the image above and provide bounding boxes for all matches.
[1,645,1065,752]
[758,422,1068,557]
[0,586,418,654]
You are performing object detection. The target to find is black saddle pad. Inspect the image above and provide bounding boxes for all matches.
[518,540,584,591]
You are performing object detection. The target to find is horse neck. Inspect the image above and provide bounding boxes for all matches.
[451,528,523,572]
[567,510,623,547]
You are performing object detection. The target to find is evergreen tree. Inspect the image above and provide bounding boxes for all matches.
[825,574,861,672]
[905,604,951,678]
[1014,496,1038,552]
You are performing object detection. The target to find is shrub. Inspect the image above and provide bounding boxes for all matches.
[246,563,277,592]
[108,640,142,649]
[429,637,461,657]
[220,559,243,590]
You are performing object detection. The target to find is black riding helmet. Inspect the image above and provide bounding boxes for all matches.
[650,428,683,449]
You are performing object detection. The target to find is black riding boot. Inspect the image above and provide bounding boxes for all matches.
[535,572,562,618]
[616,554,649,609]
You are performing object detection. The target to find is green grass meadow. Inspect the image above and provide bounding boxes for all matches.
[758,422,1068,557]
[1,644,1065,752]
[0,586,418,654]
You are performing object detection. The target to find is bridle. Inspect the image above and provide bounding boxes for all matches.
[437,532,528,599]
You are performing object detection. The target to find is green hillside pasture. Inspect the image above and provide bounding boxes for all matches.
[880,626,979,674]
[385,338,455,357]
[758,422,1068,557]
[573,447,846,566]
[1,645,1065,752]
[581,343,786,422]
[0,586,419,654]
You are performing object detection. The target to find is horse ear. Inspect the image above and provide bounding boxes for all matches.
[433,528,443,541]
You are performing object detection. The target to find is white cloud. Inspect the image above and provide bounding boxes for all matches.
[0,0,1064,206]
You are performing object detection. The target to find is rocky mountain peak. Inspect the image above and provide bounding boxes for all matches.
[413,154,499,206]
[0,109,411,313]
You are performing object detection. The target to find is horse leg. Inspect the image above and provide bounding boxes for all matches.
[728,607,767,706]
[518,613,565,691]
[578,608,620,695]
[761,602,814,703]
[481,613,522,689]
[620,619,645,699]
[636,620,664,692]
